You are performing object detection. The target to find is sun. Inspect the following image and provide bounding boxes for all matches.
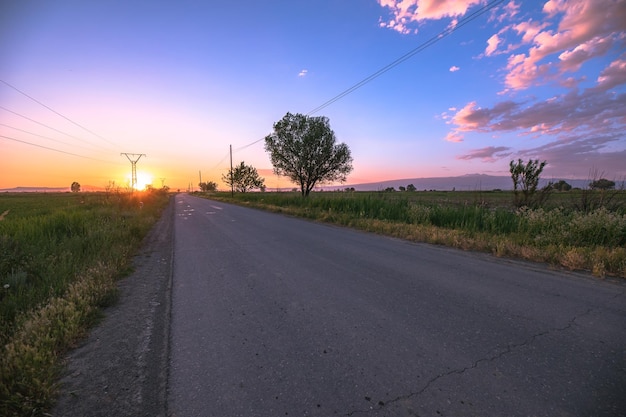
[135,172,153,190]
[126,172,153,190]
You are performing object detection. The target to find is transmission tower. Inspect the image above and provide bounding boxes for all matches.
[120,153,146,190]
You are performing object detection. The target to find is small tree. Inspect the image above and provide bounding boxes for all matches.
[264,112,353,197]
[71,182,81,192]
[509,159,547,207]
[199,181,218,192]
[406,184,417,192]
[552,180,572,191]
[589,178,615,190]
[222,161,265,193]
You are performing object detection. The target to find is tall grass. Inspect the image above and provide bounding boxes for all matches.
[207,191,626,278]
[0,190,170,416]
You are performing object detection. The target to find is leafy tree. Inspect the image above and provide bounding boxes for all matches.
[406,184,417,192]
[221,161,265,193]
[264,112,353,197]
[71,182,80,192]
[553,180,572,191]
[198,181,218,192]
[589,178,615,190]
[398,186,406,192]
[509,159,547,207]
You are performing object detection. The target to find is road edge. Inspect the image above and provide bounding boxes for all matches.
[51,195,175,417]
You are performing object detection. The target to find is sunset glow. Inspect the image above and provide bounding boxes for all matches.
[1,0,624,191]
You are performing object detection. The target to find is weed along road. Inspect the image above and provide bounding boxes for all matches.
[167,194,626,417]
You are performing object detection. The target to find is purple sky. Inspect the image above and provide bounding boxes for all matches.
[1,0,625,190]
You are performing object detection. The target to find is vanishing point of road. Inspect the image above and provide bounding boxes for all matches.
[167,194,625,416]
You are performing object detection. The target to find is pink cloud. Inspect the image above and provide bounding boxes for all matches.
[417,0,483,19]
[595,55,626,91]
[517,133,626,178]
[512,20,548,44]
[446,57,626,172]
[448,83,626,138]
[449,65,461,72]
[490,1,520,23]
[445,131,464,142]
[558,35,613,72]
[485,34,500,56]
[456,146,512,162]
[377,0,484,33]
[503,0,626,90]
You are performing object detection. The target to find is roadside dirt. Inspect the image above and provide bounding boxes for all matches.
[51,197,174,417]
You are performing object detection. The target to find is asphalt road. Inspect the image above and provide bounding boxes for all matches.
[167,194,626,417]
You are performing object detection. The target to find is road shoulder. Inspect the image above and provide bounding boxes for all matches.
[51,196,174,417]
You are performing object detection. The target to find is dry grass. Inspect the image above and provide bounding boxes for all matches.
[206,191,626,279]
[0,190,170,416]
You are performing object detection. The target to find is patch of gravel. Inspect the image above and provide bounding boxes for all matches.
[51,197,174,417]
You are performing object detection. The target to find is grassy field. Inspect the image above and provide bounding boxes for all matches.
[0,190,170,416]
[2,187,622,415]
[205,189,626,278]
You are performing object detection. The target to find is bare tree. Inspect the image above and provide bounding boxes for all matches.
[509,159,547,207]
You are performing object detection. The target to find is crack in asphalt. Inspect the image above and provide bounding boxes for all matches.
[343,307,594,416]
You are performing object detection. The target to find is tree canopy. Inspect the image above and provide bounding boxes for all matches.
[264,112,353,197]
[70,182,80,192]
[589,178,616,190]
[221,161,265,193]
[198,181,218,192]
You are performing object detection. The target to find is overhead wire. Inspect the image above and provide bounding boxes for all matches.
[233,137,265,152]
[0,79,120,148]
[3,0,505,172]
[0,122,116,154]
[0,105,117,154]
[228,0,506,156]
[1,135,115,163]
[306,0,507,115]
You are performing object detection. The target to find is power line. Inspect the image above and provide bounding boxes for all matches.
[233,137,265,152]
[0,79,119,148]
[306,0,507,115]
[0,105,116,153]
[0,135,115,163]
[226,0,506,155]
[0,123,108,153]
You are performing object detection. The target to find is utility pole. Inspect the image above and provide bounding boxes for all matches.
[230,144,234,197]
[120,153,146,191]
[160,178,166,188]
[199,170,202,186]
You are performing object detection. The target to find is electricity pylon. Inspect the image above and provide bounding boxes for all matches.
[121,153,146,191]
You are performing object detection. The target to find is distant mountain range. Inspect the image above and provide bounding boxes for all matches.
[339,174,592,192]
[0,185,104,193]
[1,175,596,193]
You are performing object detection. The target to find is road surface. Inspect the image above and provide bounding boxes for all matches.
[168,194,625,416]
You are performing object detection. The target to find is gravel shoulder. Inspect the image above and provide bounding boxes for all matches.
[51,197,174,417]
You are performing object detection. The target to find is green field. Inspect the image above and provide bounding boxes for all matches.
[0,190,170,416]
[1,188,624,415]
[206,189,626,278]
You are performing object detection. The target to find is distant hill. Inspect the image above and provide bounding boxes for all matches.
[0,186,69,193]
[0,185,104,193]
[339,174,591,192]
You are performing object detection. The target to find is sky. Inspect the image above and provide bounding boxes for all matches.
[1,0,625,191]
